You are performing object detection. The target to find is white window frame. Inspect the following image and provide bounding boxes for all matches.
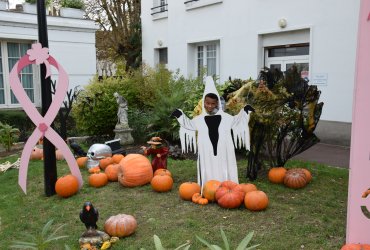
[152,0,168,20]
[196,42,219,77]
[0,40,40,108]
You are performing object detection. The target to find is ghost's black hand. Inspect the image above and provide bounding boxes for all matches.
[244,105,255,114]
[171,109,182,118]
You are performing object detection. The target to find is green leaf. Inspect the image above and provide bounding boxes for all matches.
[41,219,54,238]
[220,228,230,250]
[236,231,254,250]
[46,223,67,242]
[196,235,218,250]
[174,242,191,250]
[245,244,261,250]
[153,235,166,250]
[211,245,223,250]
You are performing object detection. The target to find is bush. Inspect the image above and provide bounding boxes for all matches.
[0,110,34,142]
[25,0,52,6]
[0,122,20,152]
[60,0,84,9]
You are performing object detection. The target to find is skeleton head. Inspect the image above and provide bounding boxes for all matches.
[86,144,112,160]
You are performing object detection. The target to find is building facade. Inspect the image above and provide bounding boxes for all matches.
[141,0,361,146]
[0,7,98,109]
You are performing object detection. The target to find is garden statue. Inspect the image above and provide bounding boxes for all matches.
[141,137,169,172]
[113,92,134,145]
[79,201,110,248]
[171,76,253,191]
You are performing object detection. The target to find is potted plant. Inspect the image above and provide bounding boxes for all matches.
[23,0,51,14]
[59,0,85,18]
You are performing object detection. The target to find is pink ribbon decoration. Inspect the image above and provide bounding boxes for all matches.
[9,43,83,194]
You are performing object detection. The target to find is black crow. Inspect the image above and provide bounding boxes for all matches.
[79,201,99,230]
[70,141,87,157]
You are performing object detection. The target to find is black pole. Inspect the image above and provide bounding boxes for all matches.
[37,0,57,196]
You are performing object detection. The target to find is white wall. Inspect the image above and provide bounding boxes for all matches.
[142,0,361,123]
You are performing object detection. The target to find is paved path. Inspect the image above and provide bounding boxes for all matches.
[292,143,350,168]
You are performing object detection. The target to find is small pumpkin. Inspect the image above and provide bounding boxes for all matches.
[239,183,257,195]
[99,157,114,170]
[112,154,124,164]
[105,164,120,182]
[179,182,201,201]
[76,157,88,168]
[244,190,269,211]
[151,173,173,192]
[89,172,108,188]
[198,198,208,205]
[88,166,101,174]
[268,167,287,184]
[118,154,153,187]
[202,180,221,202]
[284,169,308,189]
[154,168,172,177]
[215,181,245,209]
[55,174,79,198]
[55,149,64,161]
[192,193,202,204]
[30,147,43,160]
[104,214,137,237]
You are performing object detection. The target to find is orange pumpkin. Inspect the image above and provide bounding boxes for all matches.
[105,164,120,182]
[88,166,101,174]
[76,157,88,168]
[341,244,370,250]
[151,173,173,192]
[55,149,64,161]
[215,181,245,209]
[284,169,308,189]
[179,182,201,201]
[30,147,43,160]
[192,193,202,204]
[118,154,153,187]
[112,154,124,164]
[244,190,269,211]
[154,169,172,177]
[202,180,221,202]
[99,157,114,170]
[268,167,287,184]
[299,168,312,183]
[89,172,108,188]
[198,198,208,205]
[104,214,137,237]
[239,183,257,195]
[55,175,79,198]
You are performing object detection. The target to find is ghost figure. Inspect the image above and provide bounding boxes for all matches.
[172,76,253,190]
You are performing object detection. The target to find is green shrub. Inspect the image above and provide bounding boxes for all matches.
[60,0,84,9]
[0,110,34,142]
[25,0,52,6]
[0,122,20,152]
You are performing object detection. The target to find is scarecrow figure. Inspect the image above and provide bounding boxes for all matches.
[171,76,253,190]
[141,137,169,172]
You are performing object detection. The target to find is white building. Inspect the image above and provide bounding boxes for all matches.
[141,0,361,146]
[0,7,98,109]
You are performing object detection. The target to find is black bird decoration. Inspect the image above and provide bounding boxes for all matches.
[80,201,99,230]
[70,141,87,157]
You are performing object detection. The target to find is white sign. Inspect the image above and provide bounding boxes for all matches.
[312,73,328,86]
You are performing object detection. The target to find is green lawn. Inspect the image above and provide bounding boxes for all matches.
[0,154,348,249]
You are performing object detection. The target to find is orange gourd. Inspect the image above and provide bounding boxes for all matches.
[112,154,124,164]
[76,157,88,168]
[284,169,308,189]
[179,182,201,201]
[89,172,108,188]
[118,154,153,187]
[268,167,287,184]
[202,180,221,202]
[198,198,209,205]
[105,164,120,182]
[192,193,202,204]
[151,173,173,192]
[55,175,79,198]
[215,181,245,209]
[239,183,258,195]
[154,169,172,177]
[104,214,137,237]
[244,190,269,211]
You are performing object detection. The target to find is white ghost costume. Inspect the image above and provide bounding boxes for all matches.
[175,76,251,190]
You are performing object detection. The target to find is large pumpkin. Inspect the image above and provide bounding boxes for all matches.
[284,169,308,189]
[239,183,257,195]
[244,190,269,211]
[151,173,173,192]
[179,182,201,201]
[76,157,88,168]
[55,175,79,198]
[89,172,108,188]
[341,244,370,250]
[202,180,221,202]
[104,214,137,237]
[118,154,153,187]
[268,167,287,184]
[215,181,245,209]
[298,168,312,183]
[105,164,120,182]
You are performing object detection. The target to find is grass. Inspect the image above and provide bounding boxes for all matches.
[0,154,348,249]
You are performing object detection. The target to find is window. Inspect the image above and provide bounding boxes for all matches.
[158,48,168,64]
[0,41,38,107]
[197,43,217,77]
[151,0,168,15]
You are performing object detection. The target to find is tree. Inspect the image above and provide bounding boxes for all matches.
[86,0,141,71]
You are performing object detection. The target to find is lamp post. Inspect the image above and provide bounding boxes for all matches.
[37,0,57,196]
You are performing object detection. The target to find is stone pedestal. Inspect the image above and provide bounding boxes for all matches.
[114,124,134,146]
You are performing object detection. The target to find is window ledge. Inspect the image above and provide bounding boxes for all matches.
[185,0,223,11]
[152,11,168,20]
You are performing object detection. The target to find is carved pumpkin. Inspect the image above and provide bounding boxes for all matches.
[284,169,308,189]
[118,154,153,187]
[268,167,287,184]
[179,182,201,201]
[99,157,114,170]
[104,214,137,237]
[89,172,108,188]
[151,173,173,192]
[30,147,43,160]
[239,183,258,195]
[244,190,269,211]
[105,164,120,182]
[154,169,172,177]
[215,181,245,209]
[112,154,124,164]
[202,180,221,202]
[192,193,202,204]
[76,157,88,168]
[55,175,79,198]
